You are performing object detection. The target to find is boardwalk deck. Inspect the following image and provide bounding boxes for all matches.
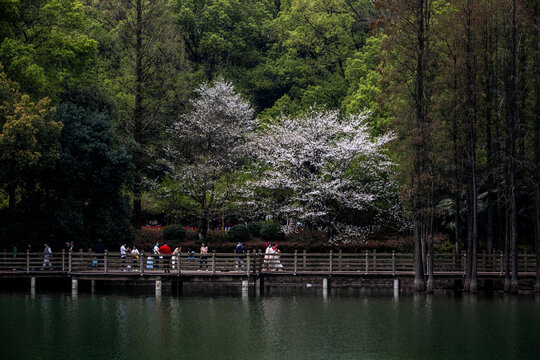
[0,251,537,281]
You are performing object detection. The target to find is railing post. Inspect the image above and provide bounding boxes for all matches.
[392,251,396,276]
[68,251,72,273]
[140,251,144,274]
[104,250,108,273]
[62,249,65,272]
[524,251,528,272]
[499,252,503,276]
[338,250,342,271]
[427,252,431,276]
[373,250,377,271]
[329,250,333,275]
[365,250,369,275]
[26,250,30,273]
[303,250,307,271]
[177,251,181,275]
[246,250,250,276]
[211,251,216,274]
[294,250,298,275]
[79,249,83,270]
[463,253,467,276]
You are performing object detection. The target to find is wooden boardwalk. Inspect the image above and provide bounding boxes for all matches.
[1,250,537,280]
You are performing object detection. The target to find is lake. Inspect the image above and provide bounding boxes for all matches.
[1,288,539,360]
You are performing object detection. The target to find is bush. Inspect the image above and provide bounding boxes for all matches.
[246,221,263,237]
[204,229,228,244]
[227,224,251,243]
[134,227,163,251]
[260,222,285,242]
[163,224,186,241]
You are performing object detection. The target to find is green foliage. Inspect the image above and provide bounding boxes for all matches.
[163,224,186,241]
[0,0,98,99]
[204,231,228,245]
[259,222,285,242]
[227,224,251,243]
[246,221,263,237]
[0,70,62,195]
[50,99,133,247]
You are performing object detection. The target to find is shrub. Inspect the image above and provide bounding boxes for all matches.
[204,229,228,245]
[163,224,186,241]
[246,221,263,237]
[227,224,251,243]
[260,222,285,242]
[286,230,327,244]
[134,227,163,251]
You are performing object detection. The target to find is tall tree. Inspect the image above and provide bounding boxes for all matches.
[0,70,63,244]
[166,79,254,238]
[249,108,403,241]
[51,99,132,248]
[504,0,519,293]
[93,0,182,227]
[377,0,438,291]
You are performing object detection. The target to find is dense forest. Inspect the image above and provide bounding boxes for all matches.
[0,0,539,291]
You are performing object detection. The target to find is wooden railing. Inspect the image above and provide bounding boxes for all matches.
[0,250,537,276]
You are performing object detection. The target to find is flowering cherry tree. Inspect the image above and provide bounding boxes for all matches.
[249,108,404,241]
[165,79,254,236]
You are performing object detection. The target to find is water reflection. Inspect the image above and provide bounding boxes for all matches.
[1,289,540,360]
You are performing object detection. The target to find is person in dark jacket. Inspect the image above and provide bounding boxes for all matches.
[95,239,105,268]
[235,242,245,270]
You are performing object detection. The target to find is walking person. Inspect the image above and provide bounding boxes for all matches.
[235,242,245,270]
[120,243,128,271]
[199,243,208,271]
[42,243,53,270]
[11,244,17,270]
[95,239,105,269]
[131,246,140,270]
[271,243,283,271]
[159,243,172,273]
[172,246,181,270]
[152,242,160,269]
[263,243,272,271]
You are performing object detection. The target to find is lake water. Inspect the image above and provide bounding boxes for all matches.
[1,288,539,360]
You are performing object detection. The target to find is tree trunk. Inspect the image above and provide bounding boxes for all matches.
[131,0,145,228]
[509,0,519,294]
[484,9,494,255]
[426,205,435,293]
[464,0,478,293]
[414,221,426,291]
[533,1,540,292]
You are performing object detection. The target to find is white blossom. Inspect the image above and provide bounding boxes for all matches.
[249,108,404,241]
[165,79,254,229]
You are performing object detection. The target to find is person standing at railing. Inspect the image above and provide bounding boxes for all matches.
[11,244,17,270]
[42,243,53,270]
[270,243,283,271]
[120,243,128,271]
[95,239,105,269]
[159,243,172,273]
[152,243,160,269]
[235,242,245,270]
[199,243,208,271]
[172,246,181,269]
[263,243,271,271]
[131,246,140,270]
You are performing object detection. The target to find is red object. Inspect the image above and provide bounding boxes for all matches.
[159,245,171,254]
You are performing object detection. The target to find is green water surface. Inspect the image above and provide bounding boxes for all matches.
[1,289,539,360]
